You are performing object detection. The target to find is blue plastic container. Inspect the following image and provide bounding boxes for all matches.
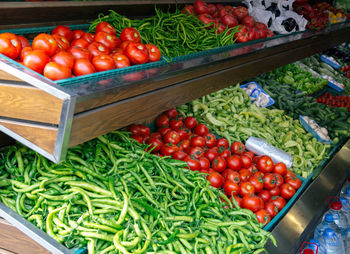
[240,82,275,108]
[320,55,341,69]
[299,115,333,145]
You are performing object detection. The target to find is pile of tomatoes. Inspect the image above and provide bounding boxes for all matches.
[316,92,350,111]
[127,108,302,225]
[0,22,161,81]
[182,0,274,42]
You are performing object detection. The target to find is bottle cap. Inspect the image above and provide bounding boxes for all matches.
[330,201,342,210]
[323,228,336,237]
[309,239,320,246]
[324,213,333,222]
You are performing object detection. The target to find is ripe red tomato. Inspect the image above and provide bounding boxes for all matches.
[16,35,30,48]
[127,124,141,135]
[280,183,296,200]
[253,171,264,178]
[257,155,274,173]
[172,151,187,160]
[182,5,194,15]
[191,136,205,147]
[224,181,240,196]
[170,118,183,130]
[206,172,224,188]
[88,42,110,57]
[137,125,150,136]
[285,176,302,190]
[274,173,284,187]
[72,30,85,40]
[241,15,255,28]
[212,156,227,172]
[120,27,141,42]
[221,14,238,28]
[285,170,296,179]
[164,130,181,145]
[124,42,149,65]
[73,58,96,76]
[273,162,287,176]
[68,46,92,60]
[156,114,169,127]
[131,134,144,143]
[0,33,22,59]
[43,62,72,80]
[158,127,171,136]
[94,31,121,51]
[150,132,162,140]
[20,46,32,61]
[216,138,229,149]
[255,209,271,224]
[265,201,279,218]
[240,182,256,197]
[234,26,249,43]
[178,139,190,151]
[258,190,271,202]
[204,133,216,148]
[224,170,240,184]
[92,54,115,72]
[51,51,74,69]
[111,53,130,69]
[177,128,189,140]
[220,149,231,159]
[160,144,178,156]
[184,156,201,171]
[247,164,258,174]
[270,196,286,211]
[53,35,70,51]
[82,33,94,43]
[145,44,161,62]
[255,22,268,30]
[164,108,178,118]
[242,194,263,212]
[71,38,89,49]
[95,22,116,35]
[120,41,132,51]
[226,155,242,171]
[249,176,263,193]
[184,116,198,130]
[146,138,163,152]
[194,124,209,136]
[239,169,251,182]
[243,151,255,159]
[263,173,277,190]
[52,25,73,42]
[241,155,252,168]
[205,148,218,162]
[230,141,245,154]
[233,6,249,21]
[269,187,280,196]
[23,50,50,74]
[199,157,210,170]
[32,33,58,56]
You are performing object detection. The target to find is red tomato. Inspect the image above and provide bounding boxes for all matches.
[112,53,130,69]
[184,116,197,130]
[255,209,271,224]
[72,30,85,40]
[285,170,296,179]
[224,181,240,196]
[230,195,242,208]
[241,15,255,28]
[255,22,268,30]
[241,155,252,168]
[280,183,296,200]
[156,114,169,127]
[124,42,149,65]
[145,44,161,62]
[240,182,256,197]
[92,54,115,72]
[172,151,187,160]
[68,46,92,60]
[218,8,231,18]
[217,138,229,149]
[177,128,189,141]
[253,171,264,178]
[160,144,178,156]
[43,62,72,80]
[120,27,141,43]
[184,156,201,171]
[274,173,284,187]
[82,33,94,44]
[205,149,218,162]
[95,22,116,35]
[120,41,132,51]
[170,118,183,130]
[150,132,162,140]
[194,124,209,136]
[191,136,205,147]
[270,196,286,211]
[263,173,277,190]
[23,50,50,74]
[199,157,210,170]
[243,151,255,159]
[52,25,73,42]
[247,164,258,174]
[0,33,22,59]
[146,138,163,152]
[20,46,32,61]
[233,6,249,21]
[94,31,121,51]
[212,156,227,172]
[234,26,249,43]
[257,155,274,173]
[32,33,58,56]
[239,169,251,182]
[204,133,217,148]
[137,125,150,136]
[73,58,96,76]
[164,130,181,145]
[206,172,224,188]
[273,162,287,176]
[178,139,190,151]
[158,127,171,136]
[131,134,144,143]
[53,35,70,51]
[265,202,278,218]
[51,51,74,69]
[71,38,89,49]
[16,35,30,48]
[225,170,240,184]
[269,187,280,196]
[242,194,263,212]
[164,108,178,118]
[88,42,110,57]
[127,124,142,135]
[255,28,267,39]
[285,176,302,190]
[226,155,242,171]
[230,141,245,154]
[221,14,238,28]
[249,176,263,193]
[220,149,231,159]
[258,190,271,202]
[182,5,194,15]
[188,147,204,159]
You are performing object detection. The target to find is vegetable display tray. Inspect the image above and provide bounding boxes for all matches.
[240,81,275,108]
[299,115,333,145]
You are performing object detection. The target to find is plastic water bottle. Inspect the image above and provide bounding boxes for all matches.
[343,228,350,254]
[340,177,350,195]
[340,197,350,222]
[314,213,341,240]
[322,228,345,254]
[342,186,350,202]
[300,239,326,254]
[328,198,349,236]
